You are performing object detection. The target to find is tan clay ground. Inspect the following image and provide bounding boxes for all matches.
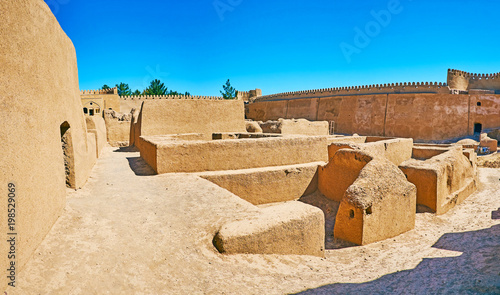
[478,152,500,168]
[12,147,500,294]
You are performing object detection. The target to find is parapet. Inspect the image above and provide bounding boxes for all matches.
[254,82,448,102]
[447,68,500,80]
[238,89,262,102]
[80,87,118,95]
[447,69,500,92]
[120,94,224,100]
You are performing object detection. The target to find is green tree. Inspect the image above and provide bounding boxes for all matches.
[184,91,191,96]
[145,79,168,95]
[132,89,141,96]
[220,79,238,100]
[102,84,110,90]
[115,82,132,96]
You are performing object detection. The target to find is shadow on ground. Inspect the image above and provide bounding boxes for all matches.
[126,157,156,176]
[113,146,139,153]
[299,192,357,250]
[492,208,500,220]
[294,224,500,295]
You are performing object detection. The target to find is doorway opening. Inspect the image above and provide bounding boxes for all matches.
[474,123,482,134]
[60,122,76,188]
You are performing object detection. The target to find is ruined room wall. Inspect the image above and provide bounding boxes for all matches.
[85,116,107,157]
[0,0,96,290]
[120,95,225,114]
[103,110,132,147]
[139,99,247,137]
[384,93,469,141]
[144,136,329,173]
[246,100,288,122]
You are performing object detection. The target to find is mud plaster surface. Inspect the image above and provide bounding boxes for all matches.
[10,147,500,294]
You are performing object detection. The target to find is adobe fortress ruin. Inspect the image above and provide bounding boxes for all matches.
[1,0,500,293]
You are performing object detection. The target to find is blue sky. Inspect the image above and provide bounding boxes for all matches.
[47,0,500,96]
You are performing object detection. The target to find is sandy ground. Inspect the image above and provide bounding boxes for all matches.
[478,151,500,168]
[10,147,500,294]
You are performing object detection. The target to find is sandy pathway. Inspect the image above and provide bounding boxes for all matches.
[12,147,500,294]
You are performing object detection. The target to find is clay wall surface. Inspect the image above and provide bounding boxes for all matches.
[103,110,133,147]
[399,148,477,214]
[469,94,500,133]
[280,119,329,136]
[199,162,321,205]
[254,82,449,102]
[247,100,288,121]
[247,92,500,142]
[138,99,246,139]
[384,94,469,141]
[0,0,97,290]
[106,120,130,147]
[140,135,329,174]
[85,116,107,157]
[80,89,120,112]
[119,95,227,114]
[334,159,416,245]
[447,69,500,92]
[213,202,325,257]
[257,119,329,136]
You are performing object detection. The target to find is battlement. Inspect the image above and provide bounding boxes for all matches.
[120,94,225,100]
[448,69,500,79]
[237,89,263,102]
[447,69,500,92]
[255,82,448,101]
[80,87,118,95]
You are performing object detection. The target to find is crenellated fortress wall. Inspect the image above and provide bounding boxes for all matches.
[120,94,226,113]
[256,82,449,102]
[248,70,500,142]
[447,69,500,92]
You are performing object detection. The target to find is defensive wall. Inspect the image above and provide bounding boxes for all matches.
[80,87,120,115]
[80,89,261,115]
[247,77,500,142]
[447,69,500,92]
[120,94,227,114]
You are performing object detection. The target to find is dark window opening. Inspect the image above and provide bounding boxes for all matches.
[474,123,482,134]
[477,102,482,107]
[83,107,88,114]
[349,210,355,219]
[89,109,94,116]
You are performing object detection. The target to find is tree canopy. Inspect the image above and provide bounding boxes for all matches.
[145,79,168,96]
[220,79,238,100]
[116,82,132,96]
[95,80,191,97]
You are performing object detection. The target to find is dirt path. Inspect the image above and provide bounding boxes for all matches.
[12,147,500,294]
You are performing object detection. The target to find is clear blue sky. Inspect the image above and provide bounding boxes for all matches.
[47,0,500,96]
